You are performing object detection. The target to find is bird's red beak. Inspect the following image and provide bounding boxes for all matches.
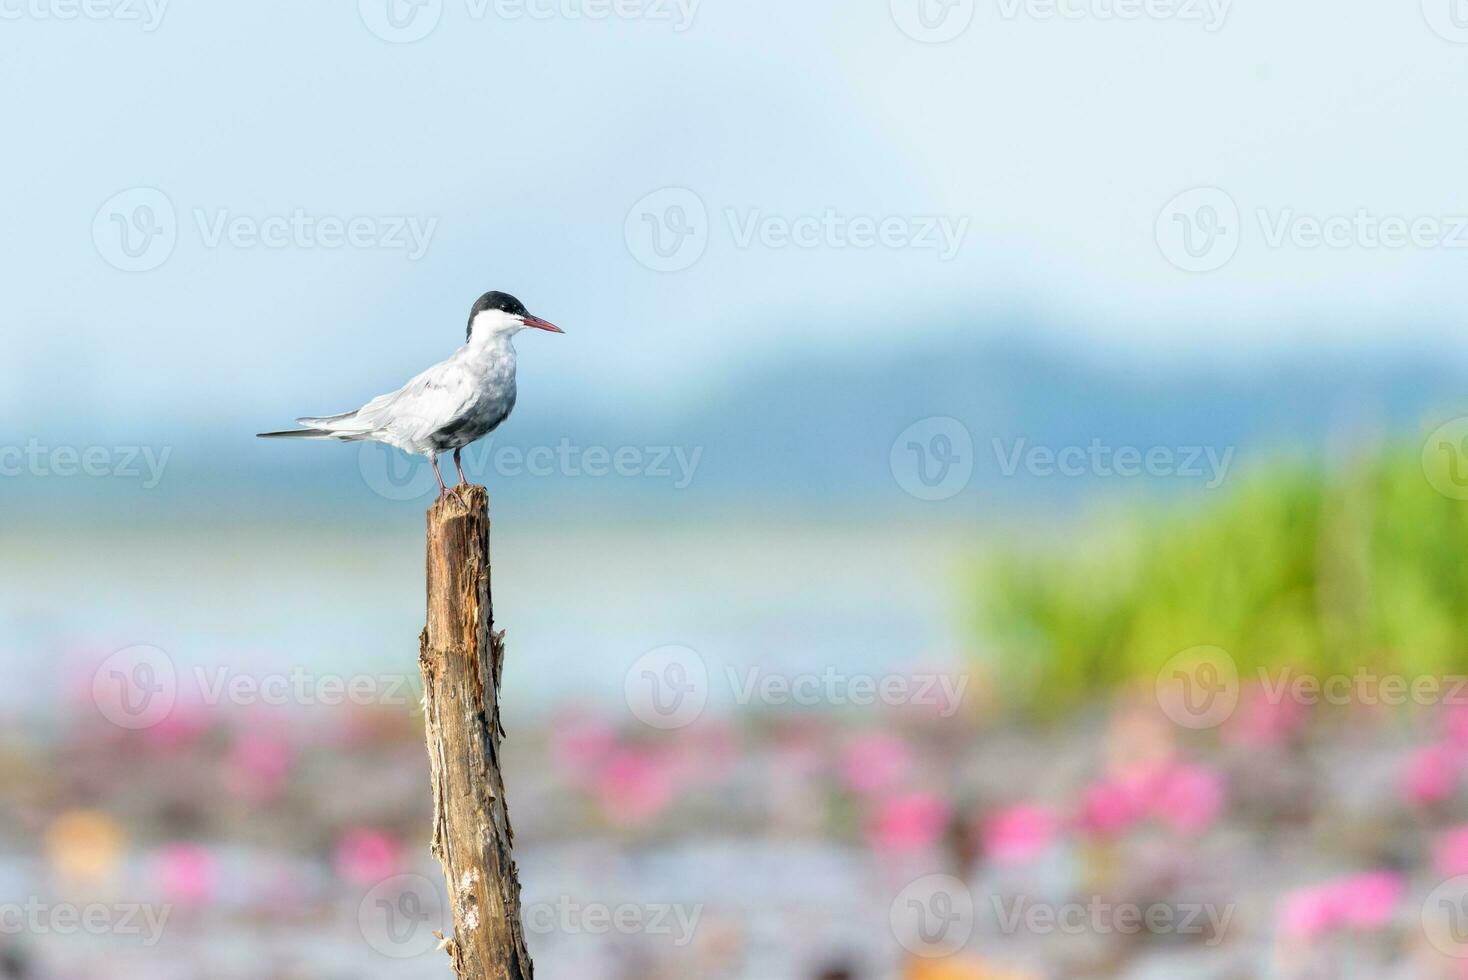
[523,314,564,334]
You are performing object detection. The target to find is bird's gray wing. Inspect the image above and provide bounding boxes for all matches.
[300,358,476,444]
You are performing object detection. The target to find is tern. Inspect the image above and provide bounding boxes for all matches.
[258,291,564,497]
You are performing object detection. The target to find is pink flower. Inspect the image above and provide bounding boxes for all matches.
[1334,871,1405,930]
[595,749,674,825]
[155,843,215,905]
[839,732,911,796]
[1078,779,1143,838]
[1279,883,1339,941]
[1150,763,1225,835]
[1224,684,1308,747]
[146,698,215,750]
[1435,826,1468,878]
[1078,761,1224,837]
[1402,742,1462,807]
[869,792,951,853]
[1277,871,1405,941]
[982,804,1060,864]
[225,733,294,801]
[334,828,403,885]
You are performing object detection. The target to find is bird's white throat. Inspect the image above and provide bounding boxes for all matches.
[469,309,527,348]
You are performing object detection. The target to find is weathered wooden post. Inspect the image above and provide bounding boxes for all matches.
[419,486,533,979]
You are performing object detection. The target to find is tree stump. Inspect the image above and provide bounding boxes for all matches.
[419,485,533,979]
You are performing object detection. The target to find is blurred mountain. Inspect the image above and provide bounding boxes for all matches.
[13,328,1468,523]
[687,329,1468,507]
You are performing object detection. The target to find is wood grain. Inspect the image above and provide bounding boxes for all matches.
[419,486,533,979]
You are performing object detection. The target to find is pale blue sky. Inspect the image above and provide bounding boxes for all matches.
[4,0,1468,440]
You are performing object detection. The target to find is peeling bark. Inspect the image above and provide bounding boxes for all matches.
[419,486,533,979]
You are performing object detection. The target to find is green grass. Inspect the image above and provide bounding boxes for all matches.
[978,450,1468,718]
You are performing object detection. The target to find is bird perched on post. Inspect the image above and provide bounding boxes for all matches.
[258,291,564,497]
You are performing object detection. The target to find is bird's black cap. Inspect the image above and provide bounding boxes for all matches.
[468,291,528,340]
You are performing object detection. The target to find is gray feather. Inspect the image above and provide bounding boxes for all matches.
[256,428,331,439]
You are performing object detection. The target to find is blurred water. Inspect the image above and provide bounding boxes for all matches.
[0,518,970,727]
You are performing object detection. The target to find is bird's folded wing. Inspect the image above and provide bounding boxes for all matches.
[352,362,477,441]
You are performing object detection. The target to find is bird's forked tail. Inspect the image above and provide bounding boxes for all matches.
[257,411,364,440]
[256,428,333,439]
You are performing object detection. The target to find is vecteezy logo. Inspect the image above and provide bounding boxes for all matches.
[624,188,709,272]
[624,645,708,729]
[358,0,443,42]
[92,188,177,272]
[890,417,974,501]
[1422,418,1468,501]
[1422,0,1468,43]
[890,0,975,43]
[890,874,974,958]
[358,874,446,958]
[1155,187,1240,273]
[1155,645,1239,730]
[1423,876,1468,957]
[91,645,177,730]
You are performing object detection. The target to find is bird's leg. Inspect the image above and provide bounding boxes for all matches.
[430,453,450,498]
[453,447,468,487]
